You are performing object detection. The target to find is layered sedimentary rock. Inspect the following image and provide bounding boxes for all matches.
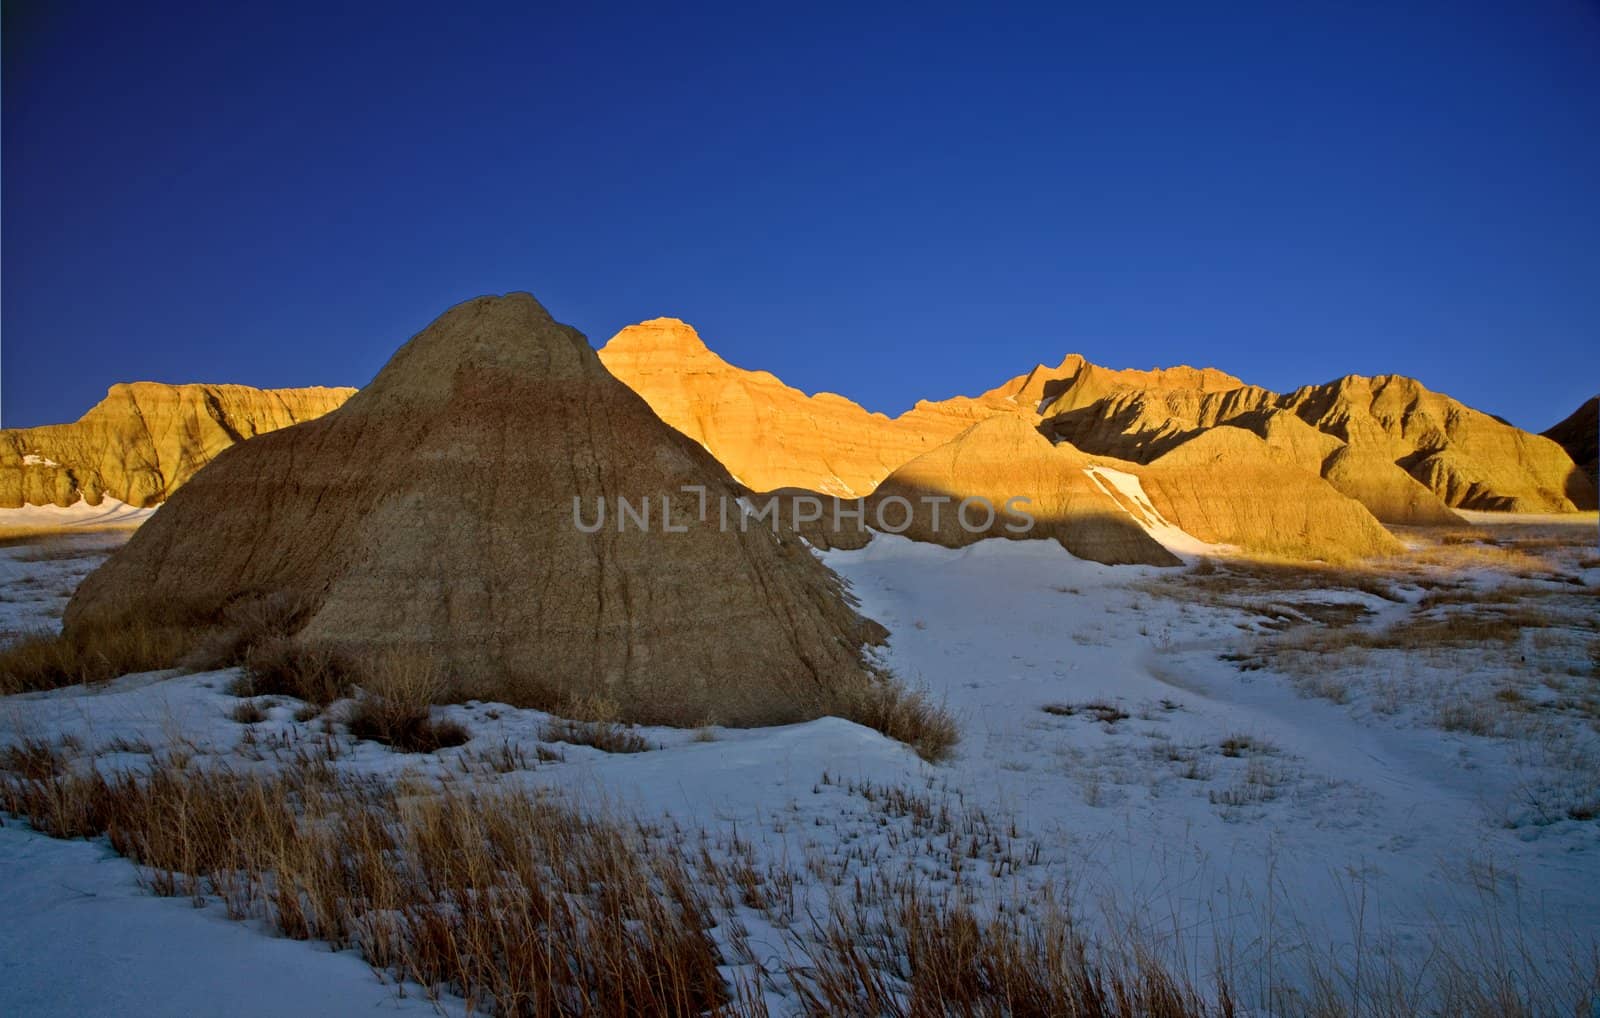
[67,294,884,727]
[597,319,998,496]
[1542,397,1598,509]
[1042,368,1591,514]
[0,383,355,508]
[865,415,1179,566]
[605,317,1584,531]
[1139,427,1406,561]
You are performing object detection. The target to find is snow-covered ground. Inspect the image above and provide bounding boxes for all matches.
[0,497,157,531]
[1,515,1597,1014]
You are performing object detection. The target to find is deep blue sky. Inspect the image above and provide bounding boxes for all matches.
[4,1,1597,432]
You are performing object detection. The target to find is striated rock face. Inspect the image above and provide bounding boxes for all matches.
[67,294,884,727]
[1542,397,1598,509]
[1139,427,1406,561]
[597,319,995,496]
[1041,368,1592,515]
[1276,375,1591,513]
[0,383,355,508]
[867,415,1180,566]
[601,319,1588,558]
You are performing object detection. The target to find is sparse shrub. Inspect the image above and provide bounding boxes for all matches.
[180,591,313,671]
[1438,701,1497,736]
[232,636,355,705]
[540,718,652,754]
[553,693,621,724]
[1043,700,1131,725]
[348,701,469,753]
[1219,734,1275,758]
[835,671,959,762]
[229,699,268,724]
[0,760,733,1013]
[1296,673,1351,704]
[345,652,467,753]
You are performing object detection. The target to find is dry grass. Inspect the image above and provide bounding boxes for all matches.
[0,620,191,696]
[230,636,356,704]
[229,699,268,724]
[345,651,469,753]
[0,751,737,1014]
[540,718,653,754]
[1044,700,1132,724]
[791,879,1237,1017]
[835,671,959,762]
[0,740,1595,1017]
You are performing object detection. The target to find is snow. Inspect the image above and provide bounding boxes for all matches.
[0,531,134,638]
[21,454,60,467]
[1083,464,1229,558]
[0,498,157,529]
[0,825,442,1017]
[1,522,1597,1012]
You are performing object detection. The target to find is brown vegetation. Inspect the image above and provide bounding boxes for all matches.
[834,671,960,762]
[3,742,1590,1017]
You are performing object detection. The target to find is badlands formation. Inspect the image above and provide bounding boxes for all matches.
[1543,395,1598,507]
[600,322,1594,559]
[66,295,884,726]
[0,382,354,508]
[14,305,1591,569]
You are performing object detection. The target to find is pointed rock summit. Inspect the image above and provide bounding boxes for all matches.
[67,294,885,726]
[601,319,1590,548]
[599,320,979,496]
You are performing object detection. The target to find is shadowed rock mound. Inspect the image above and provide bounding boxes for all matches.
[867,416,1180,566]
[0,383,354,508]
[1140,428,1405,561]
[1542,397,1598,509]
[66,294,885,727]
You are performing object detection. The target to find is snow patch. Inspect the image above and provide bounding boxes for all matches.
[1083,464,1227,558]
[0,497,157,529]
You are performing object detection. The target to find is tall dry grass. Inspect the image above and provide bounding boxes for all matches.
[345,650,469,752]
[1,740,1595,1017]
[834,671,959,763]
[0,621,191,696]
[0,748,739,1015]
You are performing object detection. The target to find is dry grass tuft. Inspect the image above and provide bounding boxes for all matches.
[229,699,268,725]
[1044,701,1131,725]
[835,671,959,762]
[346,651,468,753]
[0,621,190,696]
[540,718,652,754]
[231,636,356,705]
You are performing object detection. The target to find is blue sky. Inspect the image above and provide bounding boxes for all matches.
[3,1,1596,431]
